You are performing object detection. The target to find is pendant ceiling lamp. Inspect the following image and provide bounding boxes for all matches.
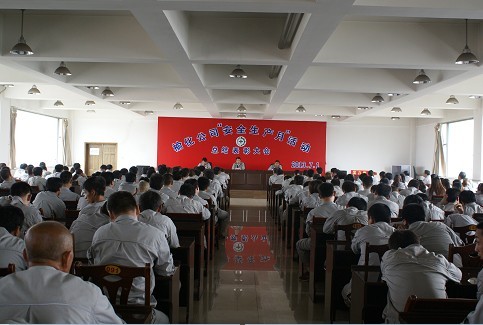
[371,93,384,103]
[28,85,40,94]
[295,105,306,113]
[446,95,459,104]
[101,87,114,97]
[413,69,431,84]
[10,9,33,55]
[455,19,479,65]
[237,104,247,112]
[54,61,72,76]
[420,108,431,116]
[229,65,247,79]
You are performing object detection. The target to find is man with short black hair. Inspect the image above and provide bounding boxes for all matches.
[198,176,229,235]
[367,184,399,218]
[45,164,64,180]
[323,197,368,240]
[268,168,284,185]
[89,191,175,324]
[459,190,483,216]
[59,171,80,201]
[28,167,46,191]
[381,230,462,323]
[118,172,137,195]
[14,163,29,182]
[335,181,368,207]
[0,167,15,189]
[0,205,27,270]
[358,176,373,197]
[32,177,66,220]
[422,169,432,188]
[165,183,211,220]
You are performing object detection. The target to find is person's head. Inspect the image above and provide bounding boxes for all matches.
[0,167,12,181]
[459,190,477,204]
[273,167,283,176]
[204,169,215,180]
[452,179,462,190]
[197,176,210,191]
[27,165,34,176]
[19,163,27,170]
[184,178,199,194]
[407,179,419,189]
[307,169,315,178]
[33,167,43,177]
[385,173,393,181]
[149,173,164,191]
[342,181,356,193]
[139,191,162,212]
[316,167,323,175]
[100,171,114,187]
[403,194,424,207]
[347,197,367,211]
[39,162,47,171]
[10,181,32,201]
[401,203,426,225]
[120,168,128,176]
[362,175,373,189]
[100,164,107,171]
[235,157,241,163]
[388,230,420,250]
[294,175,304,186]
[474,222,483,259]
[181,167,190,178]
[24,221,74,273]
[308,179,323,194]
[318,182,335,199]
[0,205,24,236]
[125,172,136,183]
[146,167,156,179]
[60,171,73,186]
[424,170,431,176]
[129,166,138,175]
[446,188,460,203]
[83,176,106,203]
[416,193,429,202]
[441,178,451,190]
[330,168,339,177]
[379,171,386,178]
[46,177,63,193]
[367,203,391,224]
[107,191,138,220]
[73,163,81,170]
[138,180,150,193]
[201,157,208,163]
[380,178,389,185]
[331,178,340,187]
[179,183,196,198]
[375,183,391,198]
[273,160,280,168]
[53,164,63,173]
[163,173,174,186]
[458,171,467,180]
[213,167,221,175]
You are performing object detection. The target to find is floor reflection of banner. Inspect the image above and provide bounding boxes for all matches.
[223,226,275,271]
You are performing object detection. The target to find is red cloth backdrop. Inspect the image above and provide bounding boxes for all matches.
[157,117,327,171]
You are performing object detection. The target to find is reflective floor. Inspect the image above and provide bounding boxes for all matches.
[190,190,345,324]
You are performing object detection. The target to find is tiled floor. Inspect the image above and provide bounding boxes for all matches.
[190,191,338,324]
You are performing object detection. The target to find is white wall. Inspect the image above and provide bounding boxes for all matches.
[71,109,158,169]
[414,121,435,175]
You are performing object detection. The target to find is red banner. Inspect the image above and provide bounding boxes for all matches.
[223,226,275,271]
[351,170,369,176]
[157,117,326,170]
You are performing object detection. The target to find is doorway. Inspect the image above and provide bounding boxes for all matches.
[85,143,118,176]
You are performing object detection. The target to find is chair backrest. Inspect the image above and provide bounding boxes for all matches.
[312,217,327,225]
[64,200,78,211]
[334,222,365,241]
[0,188,10,197]
[444,210,454,217]
[448,243,483,267]
[166,213,203,223]
[74,262,151,306]
[364,242,389,266]
[0,264,15,276]
[64,210,80,229]
[452,224,477,244]
[473,213,483,223]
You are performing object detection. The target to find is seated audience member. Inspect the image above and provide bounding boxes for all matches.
[381,230,462,324]
[70,177,109,258]
[73,168,87,187]
[69,162,81,174]
[197,177,229,236]
[39,162,49,178]
[160,173,177,201]
[422,169,432,188]
[197,157,212,169]
[268,160,282,171]
[331,178,344,197]
[299,179,323,210]
[232,157,245,170]
[14,163,29,182]
[138,191,179,248]
[428,176,446,200]
[32,178,66,220]
[118,172,137,195]
[389,185,405,209]
[28,167,46,191]
[279,175,305,223]
[465,222,483,323]
[111,170,122,191]
[401,203,463,258]
[296,183,339,280]
[459,190,483,216]
[400,179,420,197]
[0,182,42,236]
[342,203,395,306]
[0,205,27,271]
[452,179,463,191]
[459,171,474,191]
[204,169,224,199]
[100,171,115,199]
[129,166,139,182]
[0,167,15,189]
[0,221,122,323]
[441,178,451,191]
[165,183,211,220]
[476,183,483,206]
[304,169,315,183]
[89,191,175,324]
[335,181,368,208]
[324,197,368,240]
[184,178,208,207]
[59,171,80,202]
[213,167,228,190]
[135,180,151,204]
[440,188,460,212]
[268,168,284,186]
[358,175,373,197]
[392,174,406,190]
[171,171,183,194]
[444,202,478,240]
[367,184,399,218]
[416,193,445,221]
[46,164,64,179]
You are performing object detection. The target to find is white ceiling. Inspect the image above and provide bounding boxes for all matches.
[0,0,483,122]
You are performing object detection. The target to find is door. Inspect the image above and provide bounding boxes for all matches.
[85,143,118,176]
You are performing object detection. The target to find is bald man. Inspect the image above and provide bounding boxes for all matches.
[0,221,123,323]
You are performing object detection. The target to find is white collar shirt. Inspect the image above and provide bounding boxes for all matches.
[423,201,445,221]
[464,202,483,216]
[389,191,405,209]
[306,201,339,235]
[160,186,178,201]
[28,176,46,191]
[208,179,223,199]
[400,187,420,197]
[335,192,368,208]
[9,196,43,237]
[300,192,321,210]
[118,182,137,195]
[367,196,400,218]
[357,188,371,197]
[351,222,394,265]
[285,184,303,204]
[199,190,217,209]
[171,180,184,194]
[0,265,123,323]
[333,185,344,197]
[323,207,368,240]
[59,187,80,201]
[165,195,211,220]
[0,180,15,189]
[138,209,180,248]
[32,191,66,220]
[269,174,284,185]
[408,221,463,257]
[0,227,27,271]
[444,213,478,238]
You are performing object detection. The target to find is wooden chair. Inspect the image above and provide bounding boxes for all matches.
[364,242,389,266]
[444,210,454,218]
[74,262,153,324]
[64,200,78,211]
[30,186,40,203]
[0,264,15,276]
[0,188,9,197]
[452,224,477,244]
[448,243,483,267]
[334,222,365,242]
[399,294,478,324]
[65,210,80,229]
[473,213,483,223]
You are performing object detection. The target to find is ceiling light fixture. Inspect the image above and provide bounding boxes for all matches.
[27,85,40,95]
[469,95,481,99]
[54,61,72,76]
[0,84,14,88]
[119,101,131,105]
[391,117,400,120]
[446,95,459,104]
[331,115,341,119]
[86,86,100,90]
[391,107,402,113]
[86,109,96,113]
[371,93,384,103]
[85,100,95,106]
[296,105,306,113]
[357,106,370,110]
[54,100,64,107]
[237,113,247,118]
[10,9,33,55]
[420,108,431,116]
[173,102,183,110]
[413,69,431,84]
[101,87,114,97]
[456,19,479,64]
[387,93,401,97]
[144,110,154,115]
[237,104,247,112]
[229,65,247,79]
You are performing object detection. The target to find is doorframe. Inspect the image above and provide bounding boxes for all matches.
[84,142,118,175]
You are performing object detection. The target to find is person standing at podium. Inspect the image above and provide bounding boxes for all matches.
[232,157,245,170]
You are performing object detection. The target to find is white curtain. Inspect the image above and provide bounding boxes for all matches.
[9,107,16,169]
[62,118,72,167]
[432,123,446,176]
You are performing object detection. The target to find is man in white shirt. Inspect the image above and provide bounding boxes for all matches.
[118,172,137,195]
[197,157,212,169]
[400,179,420,197]
[0,221,123,323]
[0,205,27,271]
[389,186,405,209]
[0,167,15,189]
[269,168,284,186]
[28,167,46,191]
[70,177,109,258]
[367,184,399,218]
[299,179,323,210]
[358,175,373,197]
[440,188,459,212]
[268,160,282,171]
[100,171,116,199]
[45,164,64,180]
[465,222,483,323]
[32,177,66,220]
[232,157,245,170]
[335,181,368,208]
[204,169,224,199]
[331,178,344,197]
[323,197,368,240]
[165,183,211,220]
[89,191,175,324]
[381,230,462,323]
[422,169,432,188]
[138,191,179,248]
[198,177,229,236]
[460,190,483,216]
[213,167,229,190]
[59,171,80,202]
[13,163,29,182]
[160,174,178,202]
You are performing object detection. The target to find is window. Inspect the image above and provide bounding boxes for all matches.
[15,110,63,168]
[441,119,473,179]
